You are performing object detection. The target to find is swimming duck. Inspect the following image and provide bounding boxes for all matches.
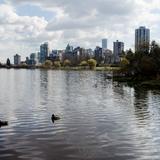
[0,120,8,126]
[51,114,60,122]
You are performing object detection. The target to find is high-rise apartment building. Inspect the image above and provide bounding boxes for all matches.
[113,40,124,63]
[14,54,21,65]
[39,42,49,63]
[135,26,150,52]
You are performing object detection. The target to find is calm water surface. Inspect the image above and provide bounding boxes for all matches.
[0,69,160,160]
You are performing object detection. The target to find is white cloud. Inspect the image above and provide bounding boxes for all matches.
[0,0,160,62]
[0,4,50,61]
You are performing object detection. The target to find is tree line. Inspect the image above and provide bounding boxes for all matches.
[121,41,160,79]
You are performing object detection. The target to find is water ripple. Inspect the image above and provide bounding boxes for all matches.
[0,70,160,160]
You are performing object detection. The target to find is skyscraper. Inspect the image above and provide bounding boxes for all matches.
[14,54,21,65]
[39,42,49,63]
[135,26,150,52]
[94,46,103,64]
[30,53,37,65]
[65,44,73,53]
[113,40,124,63]
[102,39,107,50]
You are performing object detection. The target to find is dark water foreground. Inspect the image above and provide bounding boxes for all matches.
[0,69,160,160]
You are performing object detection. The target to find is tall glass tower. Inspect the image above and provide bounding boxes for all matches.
[102,39,107,50]
[39,42,49,63]
[135,26,150,52]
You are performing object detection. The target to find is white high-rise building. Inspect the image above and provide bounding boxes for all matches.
[135,26,150,52]
[102,39,107,50]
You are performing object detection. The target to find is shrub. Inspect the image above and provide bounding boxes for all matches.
[120,58,130,67]
[54,61,61,68]
[80,61,88,66]
[88,59,97,69]
[43,60,53,68]
[63,59,71,67]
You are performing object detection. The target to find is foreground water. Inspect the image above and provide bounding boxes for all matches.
[0,69,160,160]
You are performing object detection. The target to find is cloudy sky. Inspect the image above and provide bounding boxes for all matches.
[0,0,160,62]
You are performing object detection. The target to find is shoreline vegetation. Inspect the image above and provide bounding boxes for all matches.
[0,63,121,71]
[113,76,160,89]
[0,58,121,71]
[3,40,160,90]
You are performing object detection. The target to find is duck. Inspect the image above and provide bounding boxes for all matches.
[51,114,60,122]
[0,120,8,126]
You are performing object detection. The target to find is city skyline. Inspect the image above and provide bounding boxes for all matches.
[3,24,155,64]
[6,26,154,64]
[0,0,160,62]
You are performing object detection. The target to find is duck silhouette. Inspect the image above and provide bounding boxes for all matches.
[51,114,60,123]
[0,120,8,127]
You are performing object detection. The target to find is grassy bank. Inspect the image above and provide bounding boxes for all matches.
[95,67,121,71]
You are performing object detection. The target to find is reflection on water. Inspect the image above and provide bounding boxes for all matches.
[0,69,160,160]
[134,88,150,126]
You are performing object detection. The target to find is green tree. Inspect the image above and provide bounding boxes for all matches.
[120,58,129,67]
[150,41,160,71]
[119,57,130,74]
[126,49,134,65]
[88,59,97,69]
[120,41,160,77]
[120,50,126,58]
[126,50,145,75]
[140,56,157,75]
[121,58,129,65]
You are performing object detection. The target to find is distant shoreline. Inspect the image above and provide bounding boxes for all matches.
[0,65,121,71]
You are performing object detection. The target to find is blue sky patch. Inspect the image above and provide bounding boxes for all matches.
[16,4,55,21]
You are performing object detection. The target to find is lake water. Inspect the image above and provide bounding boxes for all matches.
[0,69,160,160]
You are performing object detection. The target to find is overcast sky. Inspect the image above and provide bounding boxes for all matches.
[0,0,160,62]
